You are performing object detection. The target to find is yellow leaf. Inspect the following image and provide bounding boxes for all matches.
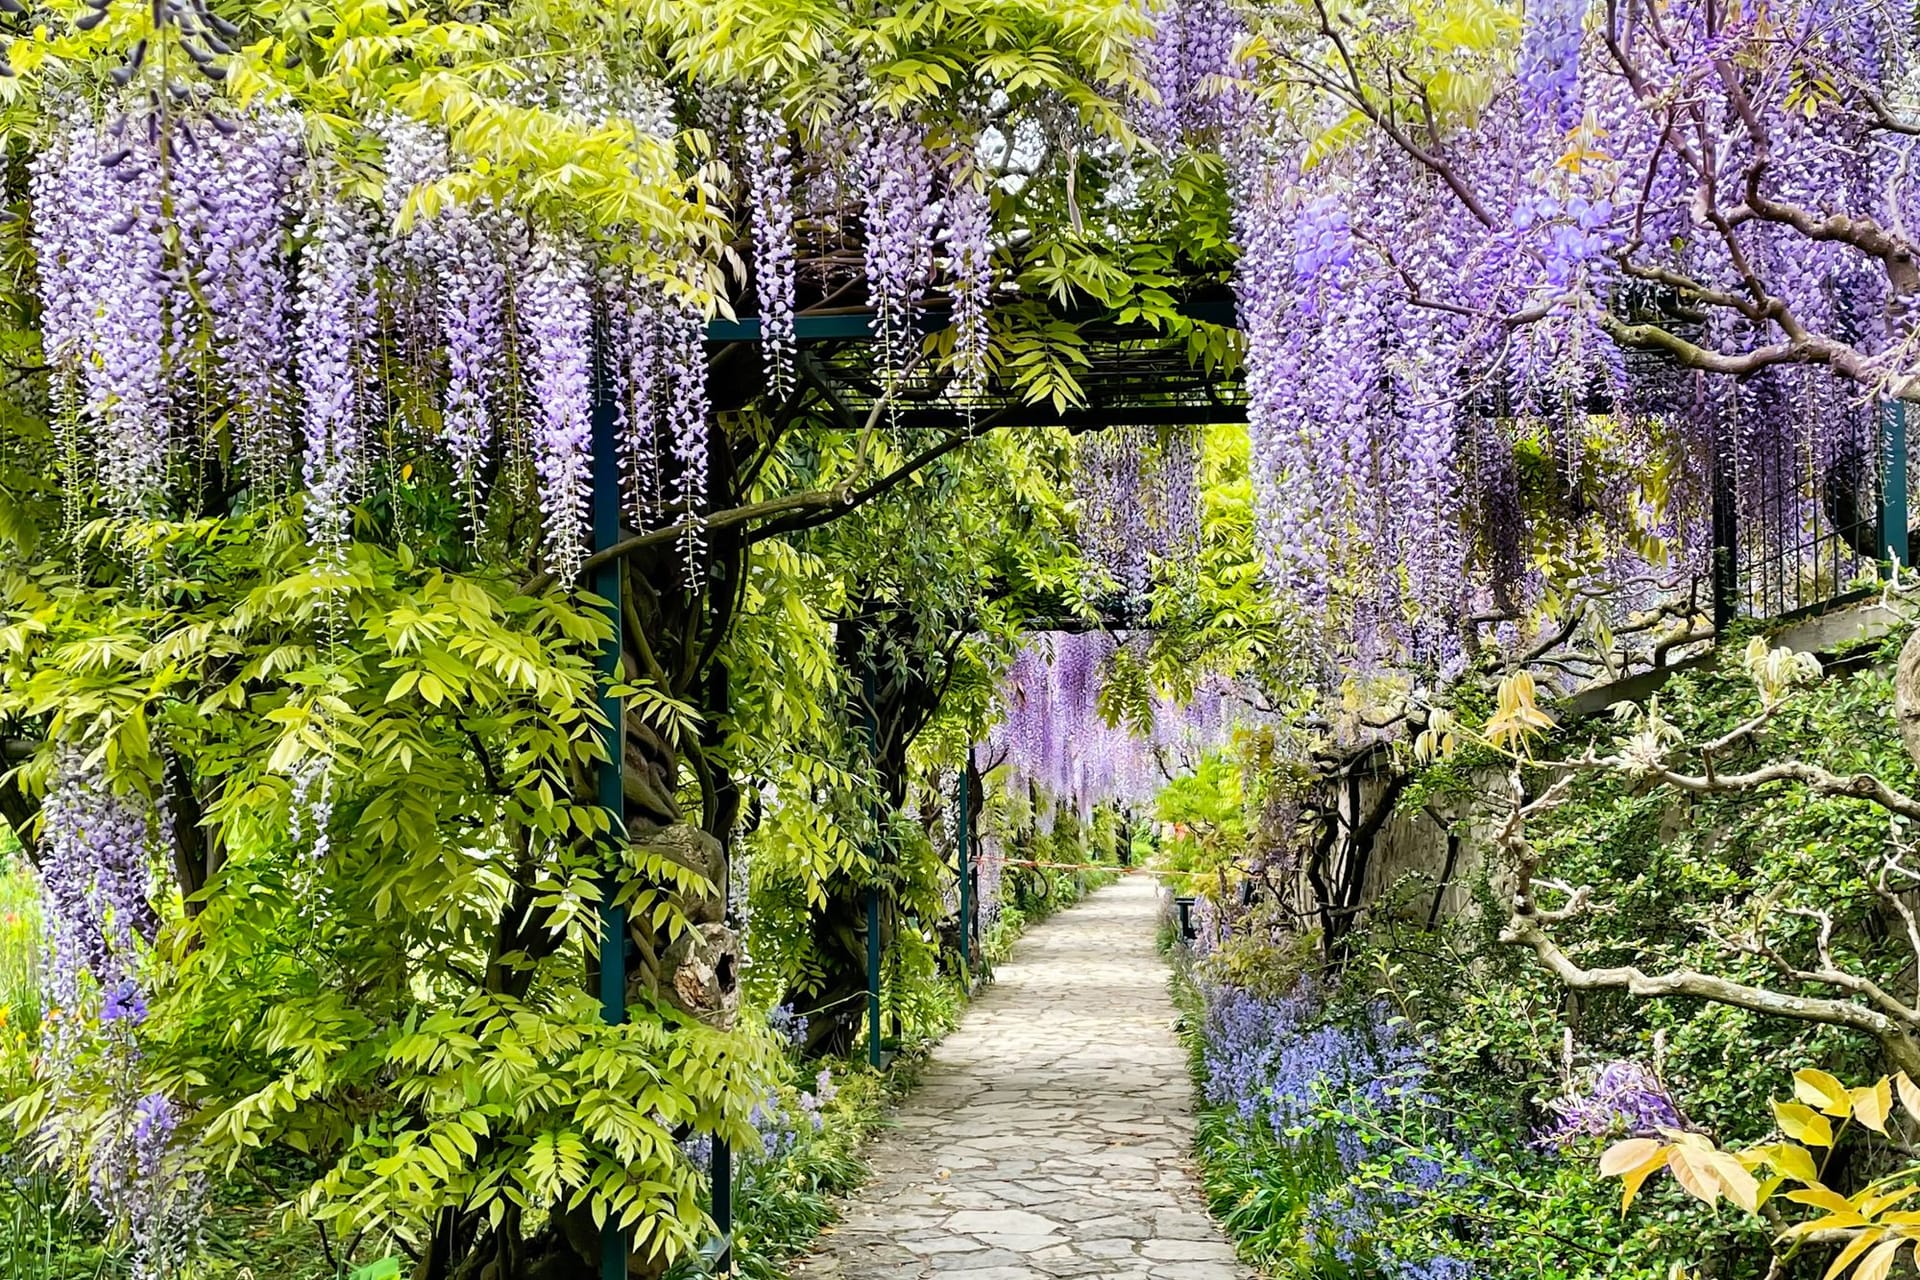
[1600,1138,1664,1177]
[1797,1069,1854,1117]
[1826,1229,1888,1280]
[1602,1139,1673,1216]
[1619,1160,1664,1216]
[1774,1099,1835,1147]
[1862,1185,1920,1218]
[1894,1072,1920,1122]
[1748,1142,1820,1185]
[1852,1079,1895,1133]
[1788,1186,1858,1216]
[1854,1236,1904,1280]
[1711,1152,1761,1212]
[1667,1147,1724,1205]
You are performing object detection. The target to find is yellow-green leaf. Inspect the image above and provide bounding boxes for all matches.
[1894,1071,1920,1122]
[1796,1069,1854,1118]
[1774,1100,1834,1147]
[1851,1079,1894,1133]
[1825,1229,1888,1280]
[1853,1235,1904,1280]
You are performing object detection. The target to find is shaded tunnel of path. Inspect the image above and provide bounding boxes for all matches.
[788,876,1248,1280]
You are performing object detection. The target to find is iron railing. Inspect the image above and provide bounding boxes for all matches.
[1714,401,1909,626]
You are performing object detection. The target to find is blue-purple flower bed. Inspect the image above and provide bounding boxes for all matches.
[1187,972,1473,1279]
[1175,953,1752,1280]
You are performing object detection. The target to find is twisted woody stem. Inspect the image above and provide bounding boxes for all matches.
[1494,637,1920,1080]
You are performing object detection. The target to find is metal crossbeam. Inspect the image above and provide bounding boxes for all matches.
[705,298,1237,344]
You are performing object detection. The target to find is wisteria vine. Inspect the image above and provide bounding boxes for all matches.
[989,631,1252,816]
[1139,0,1911,693]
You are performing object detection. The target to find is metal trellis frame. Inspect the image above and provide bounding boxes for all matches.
[957,750,973,971]
[590,361,633,1280]
[1884,400,1908,570]
[857,666,888,1072]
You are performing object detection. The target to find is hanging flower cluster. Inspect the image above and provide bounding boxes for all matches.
[1536,1059,1685,1146]
[518,235,597,582]
[31,113,174,520]
[1074,426,1204,600]
[1517,0,1588,137]
[989,631,1252,816]
[1134,0,1249,142]
[25,108,724,589]
[615,282,666,529]
[296,191,379,561]
[433,213,509,509]
[35,753,197,1276]
[1187,0,1917,693]
[943,172,994,394]
[746,104,798,401]
[861,116,939,382]
[37,752,160,1067]
[27,92,998,595]
[173,114,302,490]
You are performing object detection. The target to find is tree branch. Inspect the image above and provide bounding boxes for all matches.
[747,429,981,545]
[1500,910,1920,1077]
[520,489,843,595]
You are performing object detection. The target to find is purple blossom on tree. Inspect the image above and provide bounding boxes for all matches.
[1536,1059,1685,1146]
[861,116,938,383]
[746,104,798,401]
[296,191,378,561]
[31,114,175,519]
[943,169,994,394]
[517,234,596,582]
[174,112,302,493]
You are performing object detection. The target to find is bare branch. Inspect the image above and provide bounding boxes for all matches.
[1500,909,1920,1077]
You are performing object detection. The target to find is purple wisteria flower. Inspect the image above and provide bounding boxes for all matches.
[296,190,377,561]
[1133,0,1249,141]
[1536,1059,1685,1146]
[174,112,302,492]
[944,171,994,394]
[31,113,175,518]
[617,272,711,584]
[680,1130,714,1174]
[1518,0,1587,135]
[861,115,938,381]
[989,632,1255,812]
[517,234,595,582]
[131,1091,178,1176]
[37,750,159,1038]
[101,978,149,1026]
[437,212,507,509]
[663,295,712,586]
[745,104,797,400]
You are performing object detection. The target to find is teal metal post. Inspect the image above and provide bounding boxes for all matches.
[956,753,972,969]
[866,885,882,1068]
[590,356,629,1280]
[861,669,883,1069]
[1884,399,1909,568]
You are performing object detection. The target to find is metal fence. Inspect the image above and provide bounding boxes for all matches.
[1717,401,1909,625]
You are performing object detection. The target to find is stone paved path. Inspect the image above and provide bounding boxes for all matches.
[788,876,1247,1280]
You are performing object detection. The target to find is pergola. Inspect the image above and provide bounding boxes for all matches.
[586,283,1246,1274]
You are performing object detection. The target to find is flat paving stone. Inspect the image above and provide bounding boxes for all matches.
[787,878,1247,1279]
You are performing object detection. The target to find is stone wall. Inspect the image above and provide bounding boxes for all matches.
[1333,598,1897,931]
